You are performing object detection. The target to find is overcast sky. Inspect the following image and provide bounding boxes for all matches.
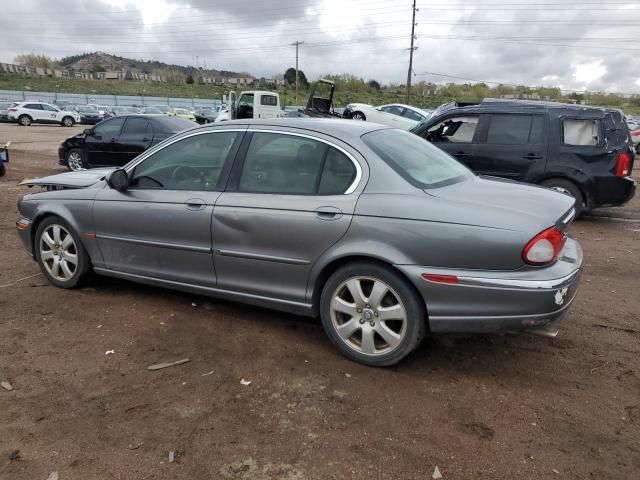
[1,0,640,93]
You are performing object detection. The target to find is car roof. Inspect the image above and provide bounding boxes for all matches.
[441,98,620,115]
[196,118,390,139]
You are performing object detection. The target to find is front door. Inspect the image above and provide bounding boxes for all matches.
[114,117,154,166]
[420,114,481,170]
[212,130,362,303]
[93,129,244,286]
[85,117,125,167]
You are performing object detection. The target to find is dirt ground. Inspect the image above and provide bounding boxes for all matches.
[0,124,639,480]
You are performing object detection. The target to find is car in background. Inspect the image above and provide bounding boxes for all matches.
[87,104,110,117]
[65,105,102,124]
[150,105,171,115]
[7,102,80,127]
[139,106,164,115]
[343,103,431,129]
[194,107,218,124]
[103,106,139,118]
[53,100,74,110]
[18,119,583,367]
[282,105,305,118]
[412,98,635,216]
[629,128,640,153]
[58,114,195,171]
[0,101,16,122]
[168,107,196,122]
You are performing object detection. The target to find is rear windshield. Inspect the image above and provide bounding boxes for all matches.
[157,116,197,132]
[362,129,472,188]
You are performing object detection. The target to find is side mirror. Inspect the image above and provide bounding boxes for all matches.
[107,169,129,191]
[83,128,93,135]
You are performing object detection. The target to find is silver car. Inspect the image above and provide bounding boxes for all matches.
[16,119,583,366]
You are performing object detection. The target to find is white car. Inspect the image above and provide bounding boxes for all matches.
[344,103,431,130]
[87,104,109,118]
[7,102,80,127]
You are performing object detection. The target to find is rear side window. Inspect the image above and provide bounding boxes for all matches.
[237,132,356,195]
[402,109,424,122]
[25,104,43,110]
[487,114,544,145]
[563,119,600,146]
[260,95,278,106]
[122,118,153,137]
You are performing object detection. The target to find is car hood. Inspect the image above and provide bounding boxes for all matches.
[426,175,575,231]
[21,168,115,189]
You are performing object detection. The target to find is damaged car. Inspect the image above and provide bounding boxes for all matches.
[17,119,582,366]
[412,99,636,216]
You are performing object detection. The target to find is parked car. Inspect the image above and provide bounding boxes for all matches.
[53,100,74,110]
[87,104,110,117]
[194,107,218,124]
[168,107,196,122]
[19,119,583,366]
[215,91,281,122]
[58,115,195,171]
[630,128,640,153]
[138,106,164,115]
[0,101,16,122]
[343,103,430,129]
[7,102,80,127]
[151,105,171,115]
[103,106,139,118]
[67,105,102,124]
[0,141,10,177]
[282,105,305,118]
[411,99,636,216]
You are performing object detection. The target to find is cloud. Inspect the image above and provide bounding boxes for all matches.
[1,0,638,93]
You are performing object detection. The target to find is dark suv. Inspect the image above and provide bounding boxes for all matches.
[411,99,636,215]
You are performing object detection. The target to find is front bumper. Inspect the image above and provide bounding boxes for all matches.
[80,116,101,124]
[16,217,33,257]
[58,146,68,166]
[397,237,583,334]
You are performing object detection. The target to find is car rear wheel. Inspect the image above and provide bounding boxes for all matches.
[66,149,86,171]
[0,163,5,177]
[320,262,426,366]
[352,111,366,121]
[18,115,32,126]
[540,178,584,217]
[35,217,91,289]
[62,116,75,127]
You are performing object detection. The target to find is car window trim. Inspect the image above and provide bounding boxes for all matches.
[126,129,246,192]
[560,115,604,148]
[227,128,362,195]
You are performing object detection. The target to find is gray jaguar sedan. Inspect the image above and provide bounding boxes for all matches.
[16,119,583,366]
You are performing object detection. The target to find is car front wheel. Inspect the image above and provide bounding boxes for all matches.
[61,116,75,127]
[320,262,426,366]
[35,217,91,288]
[352,111,366,121]
[66,149,85,171]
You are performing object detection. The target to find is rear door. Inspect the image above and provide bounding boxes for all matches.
[418,114,481,169]
[84,117,125,166]
[114,117,154,165]
[24,103,45,122]
[212,129,363,304]
[472,113,547,180]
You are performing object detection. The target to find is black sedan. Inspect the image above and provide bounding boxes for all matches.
[58,115,195,171]
[194,107,218,124]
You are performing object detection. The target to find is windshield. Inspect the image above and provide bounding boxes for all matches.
[362,129,472,189]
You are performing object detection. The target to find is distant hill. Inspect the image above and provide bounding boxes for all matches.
[58,51,251,79]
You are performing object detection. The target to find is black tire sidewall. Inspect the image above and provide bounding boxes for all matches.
[320,262,426,367]
[62,116,74,127]
[541,178,584,216]
[34,216,90,288]
[353,112,366,120]
[19,115,31,126]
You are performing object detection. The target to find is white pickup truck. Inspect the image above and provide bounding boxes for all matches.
[215,90,282,122]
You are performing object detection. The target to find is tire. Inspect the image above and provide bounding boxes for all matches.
[540,178,584,217]
[352,111,366,121]
[34,216,91,289]
[61,116,75,127]
[18,115,32,126]
[320,262,426,367]
[635,143,640,155]
[0,163,5,177]
[65,148,86,172]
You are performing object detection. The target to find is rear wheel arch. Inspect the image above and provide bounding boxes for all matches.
[536,175,588,213]
[310,255,428,325]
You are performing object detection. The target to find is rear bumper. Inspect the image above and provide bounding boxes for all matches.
[588,176,635,208]
[397,237,583,334]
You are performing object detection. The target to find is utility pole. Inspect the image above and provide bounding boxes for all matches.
[405,0,418,104]
[290,41,304,103]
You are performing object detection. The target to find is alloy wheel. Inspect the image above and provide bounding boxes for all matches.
[67,152,84,171]
[39,224,78,282]
[352,112,366,120]
[330,276,407,356]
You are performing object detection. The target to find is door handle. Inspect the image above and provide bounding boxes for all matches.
[314,206,342,220]
[454,152,471,159]
[523,153,543,160]
[141,137,150,142]
[186,198,206,210]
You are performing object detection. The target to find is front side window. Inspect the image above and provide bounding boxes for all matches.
[42,104,59,112]
[363,129,471,189]
[563,118,600,146]
[94,117,125,137]
[425,116,479,143]
[237,132,356,195]
[131,132,239,191]
[487,114,544,145]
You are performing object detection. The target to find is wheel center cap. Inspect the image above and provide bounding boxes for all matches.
[363,309,374,321]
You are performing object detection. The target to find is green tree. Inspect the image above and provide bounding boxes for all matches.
[368,79,381,91]
[185,74,194,84]
[14,53,59,69]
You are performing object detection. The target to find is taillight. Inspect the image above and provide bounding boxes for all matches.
[616,151,632,177]
[522,227,566,266]
[8,108,17,112]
